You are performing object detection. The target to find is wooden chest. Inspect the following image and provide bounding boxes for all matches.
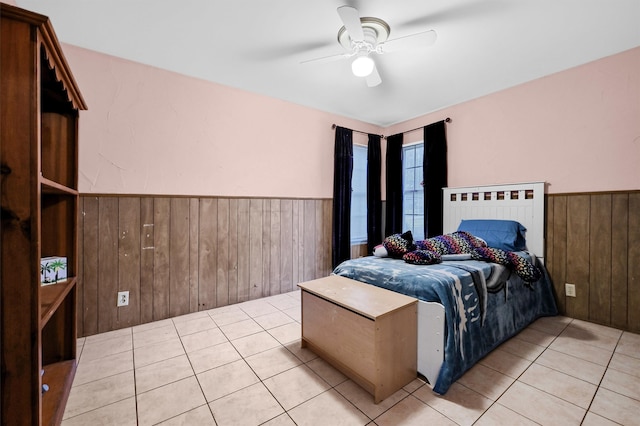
[299,275,417,403]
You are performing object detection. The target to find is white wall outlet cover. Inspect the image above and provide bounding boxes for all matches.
[117,291,130,307]
[565,283,576,297]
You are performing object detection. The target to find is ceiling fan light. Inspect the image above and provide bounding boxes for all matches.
[352,55,375,77]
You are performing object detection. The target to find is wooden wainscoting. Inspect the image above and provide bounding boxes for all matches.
[546,191,640,333]
[77,195,332,337]
[350,243,369,259]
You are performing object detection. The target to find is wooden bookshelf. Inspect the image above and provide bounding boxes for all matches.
[1,4,87,425]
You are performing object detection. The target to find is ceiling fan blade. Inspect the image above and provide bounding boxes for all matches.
[337,5,364,42]
[365,64,382,87]
[379,30,437,53]
[300,51,351,65]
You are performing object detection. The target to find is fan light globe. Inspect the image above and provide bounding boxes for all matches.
[352,56,375,77]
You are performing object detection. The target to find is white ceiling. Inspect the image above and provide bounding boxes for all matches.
[16,0,640,126]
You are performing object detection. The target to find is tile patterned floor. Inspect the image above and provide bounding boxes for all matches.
[62,290,640,425]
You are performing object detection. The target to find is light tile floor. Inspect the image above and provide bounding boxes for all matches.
[62,290,640,425]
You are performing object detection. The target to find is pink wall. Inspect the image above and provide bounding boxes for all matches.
[65,44,639,197]
[388,46,640,194]
[63,45,380,198]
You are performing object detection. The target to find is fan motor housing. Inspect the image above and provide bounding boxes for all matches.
[337,17,390,48]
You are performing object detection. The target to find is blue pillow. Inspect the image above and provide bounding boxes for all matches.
[457,219,527,252]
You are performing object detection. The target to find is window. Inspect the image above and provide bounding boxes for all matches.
[351,145,368,243]
[403,143,424,240]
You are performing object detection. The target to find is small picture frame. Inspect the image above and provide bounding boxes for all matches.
[40,256,67,285]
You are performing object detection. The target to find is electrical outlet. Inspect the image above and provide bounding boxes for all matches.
[117,291,129,307]
[565,283,576,297]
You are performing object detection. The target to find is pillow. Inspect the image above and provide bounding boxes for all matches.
[373,244,388,257]
[457,219,527,252]
[441,253,472,261]
[382,231,416,258]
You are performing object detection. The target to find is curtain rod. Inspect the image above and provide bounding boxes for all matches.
[332,117,450,140]
[383,117,451,139]
[331,124,384,139]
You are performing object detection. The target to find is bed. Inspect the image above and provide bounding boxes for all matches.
[332,182,558,395]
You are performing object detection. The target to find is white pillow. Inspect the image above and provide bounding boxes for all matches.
[373,244,388,257]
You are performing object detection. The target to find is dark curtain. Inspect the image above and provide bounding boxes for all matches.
[366,134,382,253]
[385,133,404,236]
[423,121,448,237]
[332,126,353,268]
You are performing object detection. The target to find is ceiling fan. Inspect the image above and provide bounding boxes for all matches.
[302,6,438,87]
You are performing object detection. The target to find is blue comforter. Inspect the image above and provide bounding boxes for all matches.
[332,255,558,394]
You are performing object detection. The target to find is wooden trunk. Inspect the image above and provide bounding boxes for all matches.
[299,275,417,403]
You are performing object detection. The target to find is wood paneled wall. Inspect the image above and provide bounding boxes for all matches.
[350,243,369,259]
[77,195,332,337]
[546,191,639,333]
[78,191,639,337]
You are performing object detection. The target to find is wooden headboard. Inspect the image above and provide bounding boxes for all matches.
[442,182,546,262]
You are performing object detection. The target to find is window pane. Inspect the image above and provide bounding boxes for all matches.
[415,145,424,166]
[351,145,368,243]
[414,191,424,215]
[414,169,423,190]
[413,217,425,240]
[404,147,415,168]
[402,143,425,240]
[404,167,415,191]
[403,192,414,213]
[403,216,413,235]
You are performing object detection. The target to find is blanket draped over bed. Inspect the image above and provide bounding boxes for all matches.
[332,254,558,395]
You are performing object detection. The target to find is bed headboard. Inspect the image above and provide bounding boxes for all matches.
[442,182,546,262]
